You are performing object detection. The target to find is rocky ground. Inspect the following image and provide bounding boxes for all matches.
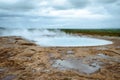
[0,36,120,80]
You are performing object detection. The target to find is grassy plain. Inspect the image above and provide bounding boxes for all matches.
[60,29,120,36]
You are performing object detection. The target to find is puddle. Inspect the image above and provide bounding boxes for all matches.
[84,54,109,61]
[52,58,101,74]
[97,53,109,58]
[52,53,116,74]
[66,50,74,55]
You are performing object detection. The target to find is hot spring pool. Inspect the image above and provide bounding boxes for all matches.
[0,28,112,47]
[34,36,112,47]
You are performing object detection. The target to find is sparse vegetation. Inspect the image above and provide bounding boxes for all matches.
[60,29,120,37]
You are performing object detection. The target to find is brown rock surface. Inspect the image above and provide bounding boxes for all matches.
[0,36,120,80]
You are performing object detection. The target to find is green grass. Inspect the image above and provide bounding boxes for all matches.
[60,29,120,37]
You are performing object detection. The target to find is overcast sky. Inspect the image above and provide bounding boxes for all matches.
[0,0,120,29]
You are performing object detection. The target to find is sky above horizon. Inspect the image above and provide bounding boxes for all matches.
[0,0,120,29]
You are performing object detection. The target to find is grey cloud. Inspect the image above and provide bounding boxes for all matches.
[0,0,41,17]
[105,4,120,15]
[0,0,38,11]
[95,0,118,4]
[87,0,120,16]
[51,0,119,13]
[69,0,89,9]
[100,0,120,15]
[0,0,119,29]
[52,0,90,10]
[0,0,120,18]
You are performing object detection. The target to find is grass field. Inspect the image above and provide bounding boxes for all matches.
[60,29,120,37]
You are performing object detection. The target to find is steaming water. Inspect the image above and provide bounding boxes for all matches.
[0,28,112,47]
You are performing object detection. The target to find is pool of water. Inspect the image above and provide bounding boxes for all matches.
[52,57,101,74]
[52,54,108,74]
[35,36,112,47]
[0,28,112,47]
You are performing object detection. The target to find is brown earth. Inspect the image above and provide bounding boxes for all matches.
[0,36,120,80]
